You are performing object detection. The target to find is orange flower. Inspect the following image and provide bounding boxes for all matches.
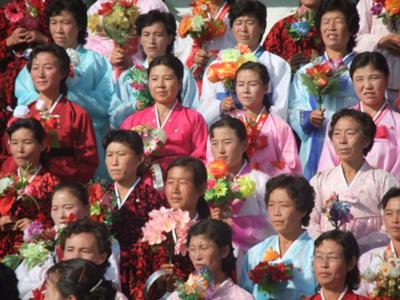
[237,43,251,54]
[178,16,192,38]
[208,160,229,179]
[263,246,280,262]
[305,62,332,88]
[218,61,238,80]
[385,0,400,16]
[207,63,222,82]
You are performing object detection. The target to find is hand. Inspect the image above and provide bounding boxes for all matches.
[15,218,32,231]
[6,27,28,47]
[378,34,400,54]
[309,108,325,128]
[193,48,211,66]
[0,216,14,231]
[110,45,132,69]
[220,97,237,114]
[288,53,310,70]
[160,263,174,274]
[210,207,222,220]
[24,30,49,44]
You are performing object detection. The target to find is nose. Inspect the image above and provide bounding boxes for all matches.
[217,143,225,154]
[55,23,63,33]
[111,154,118,166]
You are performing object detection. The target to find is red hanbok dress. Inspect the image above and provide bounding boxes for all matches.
[0,97,98,183]
[109,179,166,299]
[0,167,59,259]
[0,1,50,136]
[304,291,369,300]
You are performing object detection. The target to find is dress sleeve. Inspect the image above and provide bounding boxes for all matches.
[181,67,200,109]
[238,252,255,293]
[307,174,323,239]
[317,124,339,172]
[189,113,208,162]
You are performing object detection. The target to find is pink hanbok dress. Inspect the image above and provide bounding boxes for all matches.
[318,102,400,181]
[308,161,399,253]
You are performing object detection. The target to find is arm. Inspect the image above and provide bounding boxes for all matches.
[317,124,339,172]
[181,67,200,109]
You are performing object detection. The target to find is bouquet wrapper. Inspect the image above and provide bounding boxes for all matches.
[152,163,164,191]
[144,269,172,300]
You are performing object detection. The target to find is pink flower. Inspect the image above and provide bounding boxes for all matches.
[231,198,244,214]
[130,82,146,91]
[4,2,24,23]
[142,224,166,245]
[230,182,240,192]
[207,178,216,189]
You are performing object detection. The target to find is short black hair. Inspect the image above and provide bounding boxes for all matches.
[315,0,360,52]
[148,54,184,82]
[0,263,19,300]
[135,10,176,54]
[166,157,210,219]
[187,219,236,277]
[350,51,390,79]
[46,258,116,299]
[59,218,112,270]
[7,118,46,144]
[229,0,267,35]
[265,174,315,226]
[27,44,70,96]
[314,230,360,290]
[53,181,89,207]
[380,187,400,210]
[328,108,376,156]
[46,0,88,45]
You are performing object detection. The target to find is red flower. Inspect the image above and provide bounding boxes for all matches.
[66,213,77,223]
[120,0,133,8]
[30,287,45,300]
[98,1,115,15]
[4,2,24,23]
[88,183,105,204]
[207,160,229,179]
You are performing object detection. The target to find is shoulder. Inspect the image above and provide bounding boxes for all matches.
[260,50,290,67]
[269,113,292,129]
[311,166,339,185]
[248,168,270,184]
[178,105,206,122]
[248,235,276,256]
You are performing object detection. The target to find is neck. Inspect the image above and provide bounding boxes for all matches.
[321,286,347,300]
[39,91,60,108]
[156,100,176,115]
[392,239,400,257]
[244,105,264,121]
[362,101,385,118]
[19,164,40,180]
[341,158,364,184]
[213,270,228,286]
[279,228,303,246]
[325,48,348,61]
[116,176,138,192]
[248,43,259,52]
[229,160,245,175]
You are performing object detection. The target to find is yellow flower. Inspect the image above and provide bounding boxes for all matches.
[263,247,280,262]
[214,180,228,197]
[237,176,256,197]
[88,15,100,33]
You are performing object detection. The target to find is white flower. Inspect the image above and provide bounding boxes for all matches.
[35,99,48,112]
[13,105,30,118]
[66,48,80,67]
[0,177,14,194]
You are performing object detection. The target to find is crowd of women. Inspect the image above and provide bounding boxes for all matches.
[0,0,400,299]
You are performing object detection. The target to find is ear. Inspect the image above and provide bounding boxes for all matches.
[220,245,230,259]
[263,82,269,96]
[347,256,357,272]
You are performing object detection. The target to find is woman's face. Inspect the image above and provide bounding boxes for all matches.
[352,64,388,110]
[188,234,228,275]
[236,69,268,111]
[9,128,44,169]
[165,166,204,215]
[30,52,64,95]
[105,142,143,184]
[267,188,305,235]
[331,117,370,163]
[320,10,350,52]
[383,196,400,242]
[49,10,79,49]
[210,126,247,173]
[148,64,181,106]
[63,232,107,265]
[232,14,263,50]
[314,239,353,291]
[51,190,89,226]
[140,22,172,60]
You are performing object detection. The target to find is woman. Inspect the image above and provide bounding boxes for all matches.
[175,0,236,84]
[240,174,317,299]
[319,52,400,181]
[263,0,324,71]
[109,10,199,128]
[0,119,59,259]
[309,109,399,253]
[1,44,98,183]
[16,182,121,300]
[199,0,291,125]
[288,0,360,180]
[134,157,211,300]
[357,187,400,296]
[218,61,302,177]
[307,230,368,300]
[85,0,169,63]
[208,116,273,267]
[168,219,255,300]
[120,55,208,187]
[0,1,50,135]
[15,0,113,179]
[355,0,400,106]
[103,129,165,298]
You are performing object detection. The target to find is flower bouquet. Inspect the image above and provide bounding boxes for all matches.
[35,100,61,148]
[141,207,196,258]
[301,58,347,109]
[4,0,43,31]
[87,180,117,225]
[322,193,353,230]
[179,0,227,77]
[249,247,294,294]
[362,249,400,299]
[204,160,256,216]
[2,220,57,270]
[285,8,319,43]
[207,44,257,92]
[371,0,400,33]
[124,65,153,111]
[131,125,167,157]
[176,267,214,300]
